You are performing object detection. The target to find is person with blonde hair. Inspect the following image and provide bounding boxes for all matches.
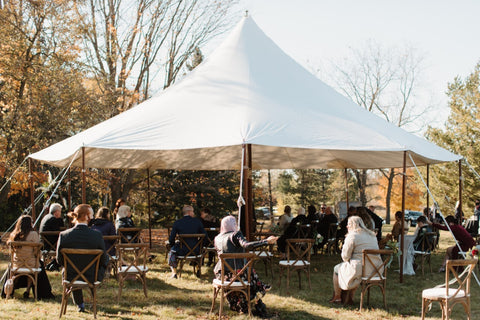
[330,216,381,305]
[214,215,277,317]
[277,206,308,254]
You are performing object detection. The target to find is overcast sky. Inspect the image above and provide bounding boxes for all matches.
[218,0,480,130]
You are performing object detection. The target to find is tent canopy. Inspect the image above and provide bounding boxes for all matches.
[29,16,460,170]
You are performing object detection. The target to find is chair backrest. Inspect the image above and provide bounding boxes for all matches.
[218,252,256,288]
[444,259,477,299]
[285,238,314,264]
[60,248,104,285]
[327,223,338,240]
[117,243,149,272]
[9,241,42,271]
[297,224,312,239]
[103,235,120,257]
[417,232,436,252]
[117,228,143,244]
[361,249,393,281]
[252,232,276,255]
[204,228,219,249]
[40,231,61,251]
[177,233,205,257]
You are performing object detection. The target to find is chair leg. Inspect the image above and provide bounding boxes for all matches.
[92,287,97,319]
[382,285,387,309]
[421,298,426,320]
[297,270,302,290]
[209,287,218,315]
[118,275,123,301]
[360,285,364,312]
[286,268,290,292]
[142,274,148,298]
[219,288,224,319]
[307,267,312,290]
[34,274,38,302]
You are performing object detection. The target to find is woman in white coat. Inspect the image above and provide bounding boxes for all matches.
[330,215,382,304]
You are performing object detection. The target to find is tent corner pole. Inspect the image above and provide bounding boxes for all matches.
[399,151,407,283]
[344,168,349,210]
[426,164,430,211]
[81,147,86,204]
[245,144,253,241]
[459,160,463,224]
[147,168,152,249]
[29,158,35,223]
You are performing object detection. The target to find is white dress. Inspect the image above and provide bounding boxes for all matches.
[335,230,381,290]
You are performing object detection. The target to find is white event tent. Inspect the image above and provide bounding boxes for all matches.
[29,16,460,170]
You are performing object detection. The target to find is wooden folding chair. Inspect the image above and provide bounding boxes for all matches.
[176,234,205,278]
[117,243,149,300]
[117,228,143,244]
[413,231,436,275]
[210,252,256,318]
[360,249,393,311]
[40,231,61,266]
[252,232,275,278]
[203,227,219,266]
[421,259,477,320]
[7,241,43,300]
[59,248,104,319]
[324,223,339,255]
[297,224,311,239]
[278,238,314,291]
[103,235,120,279]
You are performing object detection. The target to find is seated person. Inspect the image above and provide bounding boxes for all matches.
[214,216,277,317]
[2,215,55,300]
[39,203,64,271]
[277,207,307,254]
[306,205,319,224]
[56,204,108,313]
[168,205,207,278]
[391,211,408,241]
[199,207,220,267]
[331,216,382,305]
[412,216,434,251]
[427,215,475,272]
[278,205,293,233]
[115,205,137,242]
[317,206,338,249]
[365,206,384,241]
[337,206,357,242]
[91,207,117,255]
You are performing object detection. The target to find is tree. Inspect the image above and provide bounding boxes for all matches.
[328,41,428,222]
[426,62,480,216]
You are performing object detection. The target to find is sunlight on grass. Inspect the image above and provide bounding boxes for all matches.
[0,226,479,319]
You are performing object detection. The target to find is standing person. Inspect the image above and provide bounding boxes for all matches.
[39,203,64,271]
[278,205,293,233]
[427,215,475,272]
[199,207,220,267]
[167,205,207,278]
[56,204,108,313]
[214,215,277,317]
[2,215,55,300]
[330,216,381,305]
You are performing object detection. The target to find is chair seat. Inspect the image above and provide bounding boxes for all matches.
[177,254,203,259]
[118,265,149,273]
[212,278,249,288]
[279,260,310,266]
[361,276,385,281]
[414,250,431,255]
[254,251,273,257]
[12,267,42,273]
[63,280,101,286]
[422,287,467,299]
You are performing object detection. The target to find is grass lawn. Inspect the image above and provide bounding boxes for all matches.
[0,224,479,319]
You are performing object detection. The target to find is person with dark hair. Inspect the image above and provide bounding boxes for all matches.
[391,211,408,241]
[427,215,475,272]
[412,216,432,251]
[214,215,277,317]
[2,215,55,300]
[277,207,307,254]
[306,205,319,224]
[56,204,108,313]
[337,206,357,242]
[317,206,338,250]
[113,198,126,218]
[365,206,383,241]
[91,207,117,255]
[200,207,220,267]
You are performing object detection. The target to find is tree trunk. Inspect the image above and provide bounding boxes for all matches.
[354,169,368,206]
[385,168,395,224]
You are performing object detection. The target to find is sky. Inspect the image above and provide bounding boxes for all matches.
[210,0,480,131]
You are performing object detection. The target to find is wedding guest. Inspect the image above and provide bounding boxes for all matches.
[214,215,277,317]
[278,205,293,233]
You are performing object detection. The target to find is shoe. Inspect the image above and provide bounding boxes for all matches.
[196,269,201,278]
[23,291,29,299]
[170,273,177,279]
[264,284,271,292]
[78,303,85,313]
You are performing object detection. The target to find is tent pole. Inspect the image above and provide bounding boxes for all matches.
[82,147,86,203]
[399,151,407,283]
[147,168,152,249]
[246,144,253,241]
[459,160,463,223]
[344,169,349,210]
[67,167,72,211]
[426,164,430,212]
[29,158,35,223]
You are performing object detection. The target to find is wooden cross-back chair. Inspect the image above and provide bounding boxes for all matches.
[103,235,120,279]
[59,248,104,319]
[176,234,205,278]
[413,231,436,276]
[297,224,311,239]
[39,231,61,266]
[210,252,256,318]
[421,259,477,320]
[359,249,393,311]
[323,223,339,255]
[117,228,143,244]
[7,241,43,300]
[117,243,149,300]
[252,232,276,278]
[279,238,314,291]
[203,227,219,266]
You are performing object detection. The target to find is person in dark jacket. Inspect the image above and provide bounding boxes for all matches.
[168,205,207,278]
[277,207,308,253]
[317,206,338,250]
[39,203,64,250]
[115,205,136,243]
[56,204,108,313]
[214,215,277,317]
[90,207,116,255]
[199,207,220,266]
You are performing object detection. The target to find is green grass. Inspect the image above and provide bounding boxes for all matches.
[0,226,479,319]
